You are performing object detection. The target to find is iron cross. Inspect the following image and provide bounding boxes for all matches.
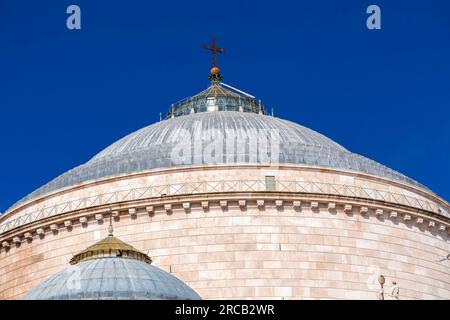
[203,36,225,68]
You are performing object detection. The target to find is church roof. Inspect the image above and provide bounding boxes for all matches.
[24,227,201,300]
[69,233,152,265]
[23,258,201,300]
[9,109,426,210]
[5,56,431,212]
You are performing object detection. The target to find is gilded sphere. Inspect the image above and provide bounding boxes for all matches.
[210,67,220,75]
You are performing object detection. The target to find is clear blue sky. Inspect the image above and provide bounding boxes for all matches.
[0,0,449,212]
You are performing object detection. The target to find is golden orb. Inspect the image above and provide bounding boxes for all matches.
[210,67,220,75]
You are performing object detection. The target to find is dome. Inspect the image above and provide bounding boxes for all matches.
[23,225,201,300]
[8,81,426,210]
[23,258,201,300]
[11,110,424,209]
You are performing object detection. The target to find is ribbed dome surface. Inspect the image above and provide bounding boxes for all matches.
[23,258,201,300]
[92,111,347,160]
[11,111,423,209]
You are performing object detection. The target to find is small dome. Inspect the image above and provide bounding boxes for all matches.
[23,258,201,300]
[23,228,201,300]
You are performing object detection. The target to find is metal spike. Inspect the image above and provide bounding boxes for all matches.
[108,213,113,236]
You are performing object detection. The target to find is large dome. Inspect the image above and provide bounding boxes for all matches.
[11,111,424,209]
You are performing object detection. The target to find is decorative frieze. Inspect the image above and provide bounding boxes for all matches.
[1,174,447,237]
[1,195,448,250]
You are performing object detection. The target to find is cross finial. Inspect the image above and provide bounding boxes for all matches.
[203,36,225,68]
[203,37,225,82]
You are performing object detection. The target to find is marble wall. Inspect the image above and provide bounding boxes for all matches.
[0,165,448,300]
[0,198,448,300]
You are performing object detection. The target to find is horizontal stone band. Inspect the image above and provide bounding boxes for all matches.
[0,179,448,235]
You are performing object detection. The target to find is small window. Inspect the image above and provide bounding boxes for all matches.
[265,176,276,191]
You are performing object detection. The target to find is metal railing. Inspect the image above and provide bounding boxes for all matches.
[0,180,448,234]
[169,95,265,118]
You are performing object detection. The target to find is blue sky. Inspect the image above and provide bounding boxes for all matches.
[0,0,449,212]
